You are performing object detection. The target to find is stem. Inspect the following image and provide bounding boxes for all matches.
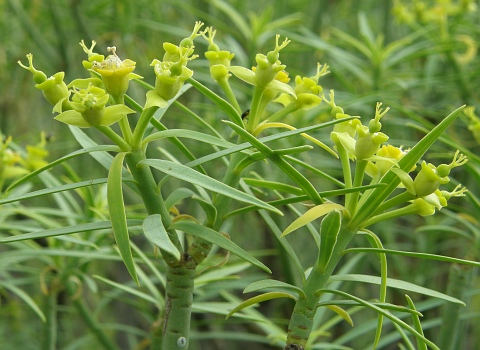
[246,85,265,133]
[158,257,197,350]
[132,106,160,148]
[217,77,242,114]
[43,286,58,350]
[284,223,357,349]
[65,281,118,350]
[96,125,130,151]
[268,103,299,123]
[346,159,368,216]
[113,95,133,145]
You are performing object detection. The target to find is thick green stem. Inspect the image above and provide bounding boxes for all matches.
[158,256,197,350]
[132,106,159,148]
[284,223,357,349]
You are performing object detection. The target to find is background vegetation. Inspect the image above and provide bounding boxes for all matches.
[1,0,479,349]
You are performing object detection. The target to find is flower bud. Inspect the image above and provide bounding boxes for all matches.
[18,54,70,110]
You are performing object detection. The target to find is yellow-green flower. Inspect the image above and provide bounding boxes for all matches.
[55,84,134,128]
[92,46,139,100]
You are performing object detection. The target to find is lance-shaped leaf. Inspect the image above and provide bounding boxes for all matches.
[324,305,353,326]
[243,279,306,299]
[140,159,281,215]
[316,289,439,350]
[406,294,428,350]
[171,221,271,273]
[317,209,342,272]
[108,152,138,284]
[226,292,296,319]
[143,214,181,261]
[282,202,345,237]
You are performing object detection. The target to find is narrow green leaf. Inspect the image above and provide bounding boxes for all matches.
[243,279,306,299]
[325,305,354,326]
[6,146,119,192]
[224,120,323,204]
[191,195,217,227]
[140,159,281,215]
[143,214,181,261]
[171,221,271,273]
[390,168,416,195]
[282,203,345,237]
[343,248,480,267]
[185,117,358,169]
[107,152,138,284]
[316,289,439,350]
[0,178,109,205]
[329,274,465,305]
[226,292,296,319]
[165,188,195,211]
[94,275,159,307]
[1,281,46,322]
[317,210,342,272]
[187,77,243,126]
[142,129,237,149]
[0,220,143,243]
[405,294,428,350]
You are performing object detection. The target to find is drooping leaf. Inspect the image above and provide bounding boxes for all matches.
[143,214,181,261]
[140,159,281,215]
[107,152,138,284]
[1,281,46,322]
[243,279,306,299]
[325,305,354,326]
[282,203,345,237]
[164,188,195,211]
[226,292,296,319]
[329,274,465,305]
[0,220,142,243]
[171,221,271,273]
[316,289,439,350]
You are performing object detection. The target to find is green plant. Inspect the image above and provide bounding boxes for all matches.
[2,19,478,350]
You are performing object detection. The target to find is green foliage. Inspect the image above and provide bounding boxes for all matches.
[1,1,479,350]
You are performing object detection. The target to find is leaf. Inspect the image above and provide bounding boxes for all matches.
[144,90,168,109]
[171,221,271,273]
[94,275,159,307]
[316,289,439,350]
[140,159,281,215]
[143,214,181,261]
[0,178,109,205]
[107,152,138,284]
[226,292,296,319]
[1,281,46,322]
[243,279,306,299]
[282,203,345,237]
[142,129,237,149]
[6,146,120,192]
[343,248,480,267]
[164,188,195,211]
[317,210,342,272]
[187,77,243,127]
[325,305,353,326]
[390,168,415,195]
[329,274,465,305]
[224,120,323,204]
[405,295,428,350]
[0,220,143,243]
